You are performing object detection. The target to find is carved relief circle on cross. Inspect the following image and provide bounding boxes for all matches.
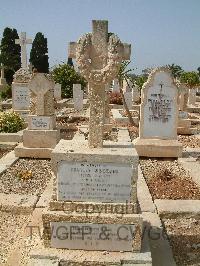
[76,33,123,86]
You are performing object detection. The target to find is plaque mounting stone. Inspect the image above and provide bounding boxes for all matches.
[57,161,132,203]
[51,222,136,251]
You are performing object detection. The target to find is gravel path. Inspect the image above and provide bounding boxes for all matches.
[140,159,200,200]
[164,218,200,266]
[0,158,52,196]
[0,211,30,264]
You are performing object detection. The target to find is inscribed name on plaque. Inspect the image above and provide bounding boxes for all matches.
[51,222,136,251]
[13,86,30,110]
[57,162,132,203]
[30,116,50,130]
[143,72,177,139]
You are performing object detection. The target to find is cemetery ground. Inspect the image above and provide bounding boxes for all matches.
[0,102,199,265]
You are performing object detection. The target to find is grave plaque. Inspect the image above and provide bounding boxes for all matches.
[13,85,30,110]
[57,161,132,203]
[30,116,51,130]
[51,222,136,251]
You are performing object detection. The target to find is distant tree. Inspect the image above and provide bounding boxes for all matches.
[134,75,148,90]
[67,57,74,67]
[0,27,21,84]
[167,64,184,79]
[142,68,152,78]
[180,71,200,89]
[30,32,49,73]
[51,63,87,98]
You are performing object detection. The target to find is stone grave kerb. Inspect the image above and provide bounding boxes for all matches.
[140,66,179,140]
[69,20,131,148]
[28,73,55,116]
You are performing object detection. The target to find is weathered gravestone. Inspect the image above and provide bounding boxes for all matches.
[73,84,83,111]
[134,67,183,157]
[188,88,197,106]
[15,73,60,158]
[0,65,7,89]
[124,91,132,110]
[54,83,62,101]
[12,32,33,120]
[112,78,120,92]
[41,20,151,265]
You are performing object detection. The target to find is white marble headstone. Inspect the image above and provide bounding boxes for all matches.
[57,161,132,203]
[141,69,178,139]
[112,79,120,92]
[124,92,132,110]
[12,85,30,110]
[73,84,83,111]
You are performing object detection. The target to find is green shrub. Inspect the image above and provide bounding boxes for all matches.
[0,111,24,133]
[51,63,87,98]
[0,85,12,100]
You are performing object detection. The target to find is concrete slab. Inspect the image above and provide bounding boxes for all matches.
[142,212,176,266]
[155,199,200,219]
[28,258,59,266]
[0,192,38,213]
[179,157,200,187]
[15,143,53,158]
[36,176,53,208]
[137,166,156,213]
[0,130,23,142]
[134,138,183,158]
[0,150,18,167]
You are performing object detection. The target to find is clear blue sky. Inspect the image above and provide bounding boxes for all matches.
[1,0,200,73]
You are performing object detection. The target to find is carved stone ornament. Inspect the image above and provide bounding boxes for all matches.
[76,33,123,86]
[13,68,32,83]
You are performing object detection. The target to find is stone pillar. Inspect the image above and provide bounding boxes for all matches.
[73,84,83,111]
[69,20,131,148]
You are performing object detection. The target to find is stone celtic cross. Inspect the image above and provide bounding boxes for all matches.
[69,20,131,148]
[15,32,32,69]
[28,73,55,116]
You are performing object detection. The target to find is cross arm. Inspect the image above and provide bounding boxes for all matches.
[26,39,32,44]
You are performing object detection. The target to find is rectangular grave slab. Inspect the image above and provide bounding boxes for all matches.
[50,222,136,251]
[42,210,142,252]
